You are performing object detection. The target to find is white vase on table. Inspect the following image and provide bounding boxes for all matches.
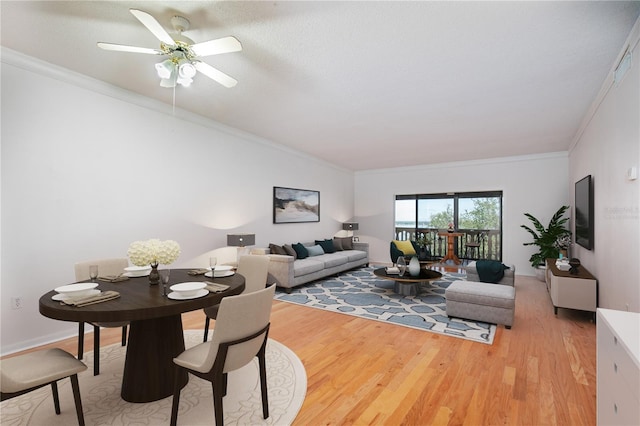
[408,256,420,277]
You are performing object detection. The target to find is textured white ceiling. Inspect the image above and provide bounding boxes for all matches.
[2,1,639,171]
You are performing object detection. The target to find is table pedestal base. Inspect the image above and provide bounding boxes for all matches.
[121,315,188,403]
[394,281,421,296]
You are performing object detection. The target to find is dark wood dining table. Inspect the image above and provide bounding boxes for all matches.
[39,269,245,403]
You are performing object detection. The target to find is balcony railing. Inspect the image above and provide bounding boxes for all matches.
[394,227,502,261]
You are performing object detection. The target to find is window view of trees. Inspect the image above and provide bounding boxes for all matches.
[458,197,500,230]
[395,192,503,261]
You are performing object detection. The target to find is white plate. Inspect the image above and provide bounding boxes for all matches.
[168,289,209,300]
[54,283,99,298]
[170,282,206,297]
[210,265,233,272]
[123,271,150,277]
[52,289,101,301]
[205,270,235,278]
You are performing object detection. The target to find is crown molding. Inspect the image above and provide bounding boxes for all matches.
[569,16,640,153]
[356,151,568,177]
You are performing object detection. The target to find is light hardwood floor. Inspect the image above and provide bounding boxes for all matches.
[4,272,597,425]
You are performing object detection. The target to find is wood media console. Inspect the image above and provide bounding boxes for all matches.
[545,258,598,320]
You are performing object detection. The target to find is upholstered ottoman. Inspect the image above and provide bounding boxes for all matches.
[465,261,515,285]
[445,280,515,329]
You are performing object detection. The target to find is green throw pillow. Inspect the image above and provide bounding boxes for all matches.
[292,243,309,259]
[315,239,336,253]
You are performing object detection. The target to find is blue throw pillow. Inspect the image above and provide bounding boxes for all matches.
[315,239,336,253]
[292,243,309,259]
[306,244,325,256]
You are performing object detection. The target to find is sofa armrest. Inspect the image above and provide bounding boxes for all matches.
[353,242,369,256]
[264,254,295,288]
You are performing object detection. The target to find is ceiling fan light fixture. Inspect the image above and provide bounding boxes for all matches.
[176,75,193,87]
[155,59,174,80]
[160,75,177,88]
[100,9,241,89]
[178,60,196,79]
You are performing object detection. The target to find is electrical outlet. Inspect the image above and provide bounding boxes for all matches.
[11,297,23,310]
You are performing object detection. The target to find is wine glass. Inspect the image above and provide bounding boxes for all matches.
[209,257,217,274]
[89,265,98,282]
[160,269,171,296]
[397,257,406,276]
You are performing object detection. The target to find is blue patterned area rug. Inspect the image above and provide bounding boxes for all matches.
[274,266,496,344]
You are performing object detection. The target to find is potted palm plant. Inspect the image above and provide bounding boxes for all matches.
[521,205,571,280]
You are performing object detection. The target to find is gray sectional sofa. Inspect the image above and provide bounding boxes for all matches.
[258,240,369,292]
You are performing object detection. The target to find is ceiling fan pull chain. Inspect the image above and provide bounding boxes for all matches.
[172,84,176,116]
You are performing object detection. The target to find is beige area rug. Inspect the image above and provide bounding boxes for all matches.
[0,331,307,425]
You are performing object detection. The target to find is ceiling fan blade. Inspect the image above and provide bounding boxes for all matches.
[97,42,163,55]
[194,61,238,88]
[129,9,175,46]
[190,36,242,57]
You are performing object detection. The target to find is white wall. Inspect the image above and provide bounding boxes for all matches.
[568,19,640,312]
[354,153,569,274]
[0,49,354,354]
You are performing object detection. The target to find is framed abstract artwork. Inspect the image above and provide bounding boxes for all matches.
[273,186,320,223]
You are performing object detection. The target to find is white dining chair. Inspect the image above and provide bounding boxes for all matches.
[171,284,276,426]
[74,258,129,375]
[203,255,270,342]
[1,348,87,425]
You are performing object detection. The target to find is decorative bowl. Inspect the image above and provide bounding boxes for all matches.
[170,282,206,297]
[54,283,99,298]
[124,265,152,277]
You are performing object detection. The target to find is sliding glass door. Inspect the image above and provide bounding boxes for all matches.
[395,191,503,261]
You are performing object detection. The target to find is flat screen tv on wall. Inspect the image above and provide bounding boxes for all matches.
[575,175,594,250]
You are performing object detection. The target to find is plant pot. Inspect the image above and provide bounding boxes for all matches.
[535,265,546,282]
[417,247,431,261]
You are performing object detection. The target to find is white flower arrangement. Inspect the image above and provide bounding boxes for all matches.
[128,239,181,267]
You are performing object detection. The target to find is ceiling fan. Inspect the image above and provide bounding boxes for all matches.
[97,9,242,88]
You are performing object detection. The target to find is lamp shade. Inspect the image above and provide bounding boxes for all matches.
[227,233,255,247]
[342,222,359,231]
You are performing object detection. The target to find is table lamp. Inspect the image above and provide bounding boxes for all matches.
[227,233,255,247]
[227,233,255,262]
[342,222,359,240]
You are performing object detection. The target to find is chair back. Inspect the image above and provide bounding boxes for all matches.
[206,284,276,373]
[236,255,270,294]
[74,258,128,281]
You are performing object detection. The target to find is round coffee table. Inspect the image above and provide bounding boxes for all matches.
[373,267,443,296]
